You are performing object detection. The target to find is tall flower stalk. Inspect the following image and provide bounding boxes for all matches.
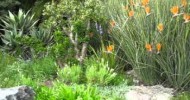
[104,0,190,89]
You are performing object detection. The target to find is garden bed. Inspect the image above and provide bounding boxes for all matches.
[0,0,190,100]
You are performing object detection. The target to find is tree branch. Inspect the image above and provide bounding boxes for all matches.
[62,20,90,63]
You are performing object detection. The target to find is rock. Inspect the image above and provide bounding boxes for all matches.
[125,85,174,100]
[0,85,35,100]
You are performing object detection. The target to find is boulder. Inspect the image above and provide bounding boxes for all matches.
[0,85,35,100]
[125,85,174,100]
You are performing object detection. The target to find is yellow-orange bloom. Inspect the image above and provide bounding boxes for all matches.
[142,0,149,7]
[145,6,151,15]
[157,23,164,32]
[145,43,152,52]
[110,20,116,27]
[183,13,190,23]
[129,10,134,17]
[170,6,179,16]
[181,0,187,7]
[106,45,114,52]
[156,43,161,52]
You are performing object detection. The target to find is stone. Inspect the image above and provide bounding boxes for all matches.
[125,85,174,100]
[0,85,35,100]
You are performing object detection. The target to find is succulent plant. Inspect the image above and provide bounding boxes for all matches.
[1,9,38,34]
[0,9,38,59]
[30,28,54,46]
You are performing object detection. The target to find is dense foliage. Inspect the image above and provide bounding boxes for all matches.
[106,0,190,90]
[0,0,190,99]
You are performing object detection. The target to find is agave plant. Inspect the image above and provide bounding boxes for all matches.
[0,27,32,59]
[1,27,22,51]
[1,9,38,34]
[0,9,38,59]
[30,28,54,46]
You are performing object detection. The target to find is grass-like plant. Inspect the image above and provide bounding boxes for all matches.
[105,0,190,89]
[57,64,82,84]
[90,41,118,70]
[85,57,117,85]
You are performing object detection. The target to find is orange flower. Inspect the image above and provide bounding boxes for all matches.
[170,6,179,16]
[145,43,152,52]
[129,10,134,17]
[145,6,151,15]
[106,45,114,52]
[157,23,164,32]
[181,0,187,7]
[183,13,190,23]
[142,0,149,7]
[110,20,116,27]
[156,43,161,53]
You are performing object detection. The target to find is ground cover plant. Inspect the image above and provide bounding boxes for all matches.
[172,91,190,100]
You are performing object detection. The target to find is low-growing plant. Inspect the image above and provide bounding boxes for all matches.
[172,92,190,100]
[0,61,26,87]
[110,73,133,86]
[85,57,117,85]
[98,82,129,100]
[26,57,57,79]
[0,51,15,72]
[57,64,82,84]
[0,56,57,87]
[36,81,103,100]
[16,76,54,100]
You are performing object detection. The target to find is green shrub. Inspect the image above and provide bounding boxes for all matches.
[41,0,107,63]
[0,56,57,87]
[57,64,82,84]
[26,57,57,79]
[85,57,117,85]
[48,30,75,65]
[0,61,25,87]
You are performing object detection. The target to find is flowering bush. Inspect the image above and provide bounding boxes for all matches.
[106,0,190,89]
